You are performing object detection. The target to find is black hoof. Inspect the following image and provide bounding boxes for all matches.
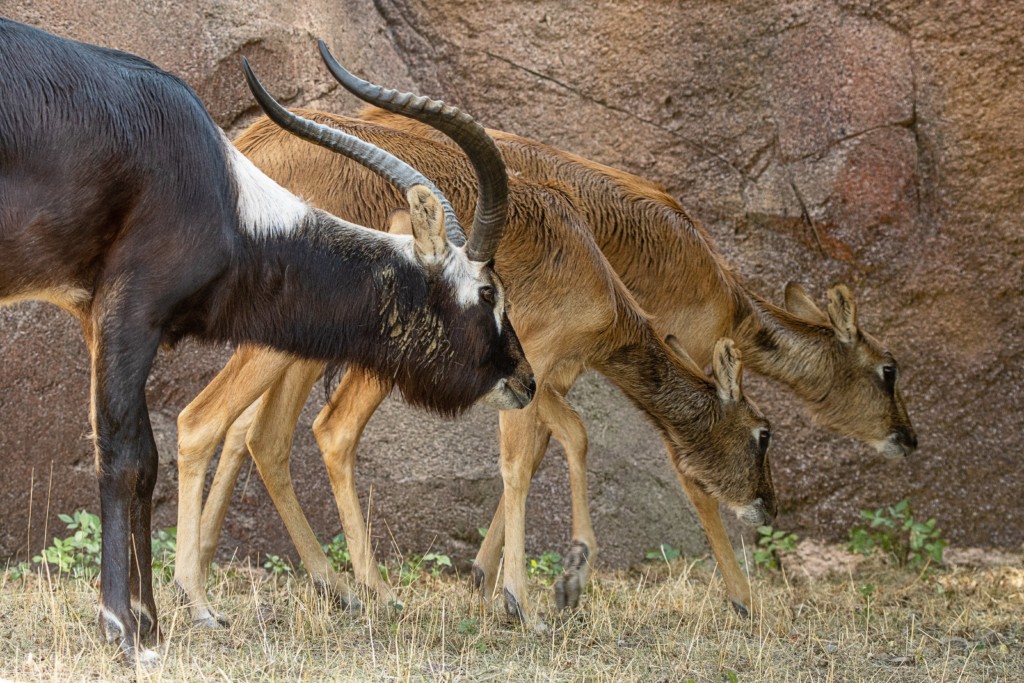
[503,588,525,623]
[471,564,487,593]
[553,573,581,611]
[730,600,750,618]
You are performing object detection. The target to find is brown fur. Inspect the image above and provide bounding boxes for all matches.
[361,106,917,609]
[174,112,775,625]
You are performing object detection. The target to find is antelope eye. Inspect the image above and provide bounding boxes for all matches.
[479,285,495,305]
[881,365,897,393]
[758,429,771,454]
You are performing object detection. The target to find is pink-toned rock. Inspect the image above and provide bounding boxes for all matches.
[1,1,1022,573]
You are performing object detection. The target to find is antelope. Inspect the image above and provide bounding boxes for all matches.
[360,100,918,612]
[196,44,917,620]
[173,46,776,626]
[0,20,531,663]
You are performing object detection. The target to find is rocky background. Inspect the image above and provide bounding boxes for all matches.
[2,1,1021,572]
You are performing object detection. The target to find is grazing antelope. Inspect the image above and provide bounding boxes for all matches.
[0,20,530,663]
[361,102,917,613]
[175,47,776,626]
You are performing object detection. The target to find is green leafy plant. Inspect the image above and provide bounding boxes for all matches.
[848,498,947,570]
[32,510,103,579]
[422,552,453,577]
[263,553,295,576]
[753,525,798,571]
[527,550,563,579]
[321,533,352,572]
[457,617,479,636]
[645,543,681,564]
[151,527,177,583]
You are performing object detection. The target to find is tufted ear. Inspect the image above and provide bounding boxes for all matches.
[826,284,859,344]
[784,282,829,324]
[386,207,413,236]
[664,335,704,375]
[407,185,449,265]
[712,338,744,403]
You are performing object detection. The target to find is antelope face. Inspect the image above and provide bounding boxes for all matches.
[784,283,917,459]
[674,339,777,527]
[393,188,534,413]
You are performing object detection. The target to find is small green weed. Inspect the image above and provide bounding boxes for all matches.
[645,543,681,564]
[848,498,947,570]
[31,510,103,580]
[151,527,177,583]
[263,553,296,576]
[527,550,563,579]
[321,533,351,572]
[753,525,798,571]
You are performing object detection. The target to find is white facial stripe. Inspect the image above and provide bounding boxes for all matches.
[441,248,505,333]
[224,135,309,238]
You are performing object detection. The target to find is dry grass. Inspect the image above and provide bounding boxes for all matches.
[1,553,1021,682]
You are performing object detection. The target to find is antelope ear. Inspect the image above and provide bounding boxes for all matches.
[664,335,704,375]
[387,208,413,236]
[407,185,449,264]
[826,284,858,344]
[784,282,828,324]
[712,338,743,403]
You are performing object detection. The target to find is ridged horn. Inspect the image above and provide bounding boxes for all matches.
[318,40,508,264]
[241,58,465,246]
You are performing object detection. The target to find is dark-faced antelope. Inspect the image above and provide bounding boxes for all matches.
[174,48,776,626]
[361,94,917,613]
[0,20,531,662]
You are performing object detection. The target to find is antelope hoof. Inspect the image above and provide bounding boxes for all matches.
[503,588,525,623]
[554,541,590,610]
[471,564,489,599]
[313,578,363,613]
[730,600,750,618]
[130,600,159,638]
[130,646,162,670]
[99,608,161,668]
[553,573,582,611]
[192,609,230,629]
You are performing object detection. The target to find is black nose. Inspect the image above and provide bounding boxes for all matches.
[526,378,537,397]
[896,426,918,454]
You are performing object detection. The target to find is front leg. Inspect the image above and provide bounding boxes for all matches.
[472,416,551,605]
[537,390,596,612]
[174,346,295,627]
[314,368,396,603]
[498,404,550,624]
[677,471,751,615]
[90,311,162,665]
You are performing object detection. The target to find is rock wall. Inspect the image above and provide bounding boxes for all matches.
[1,0,1021,570]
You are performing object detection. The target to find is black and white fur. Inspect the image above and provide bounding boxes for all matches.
[0,19,531,663]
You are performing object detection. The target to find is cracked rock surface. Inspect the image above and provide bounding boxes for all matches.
[2,1,1022,568]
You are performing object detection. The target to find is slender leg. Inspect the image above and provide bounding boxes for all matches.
[242,360,363,608]
[197,398,263,573]
[472,418,551,604]
[498,400,553,623]
[89,305,162,665]
[678,471,751,615]
[539,390,596,611]
[174,346,296,626]
[314,368,395,602]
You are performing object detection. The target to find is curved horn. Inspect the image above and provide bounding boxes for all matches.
[318,41,508,263]
[241,58,465,246]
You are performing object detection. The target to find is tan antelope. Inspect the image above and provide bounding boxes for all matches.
[354,72,916,612]
[355,115,917,612]
[175,52,776,626]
